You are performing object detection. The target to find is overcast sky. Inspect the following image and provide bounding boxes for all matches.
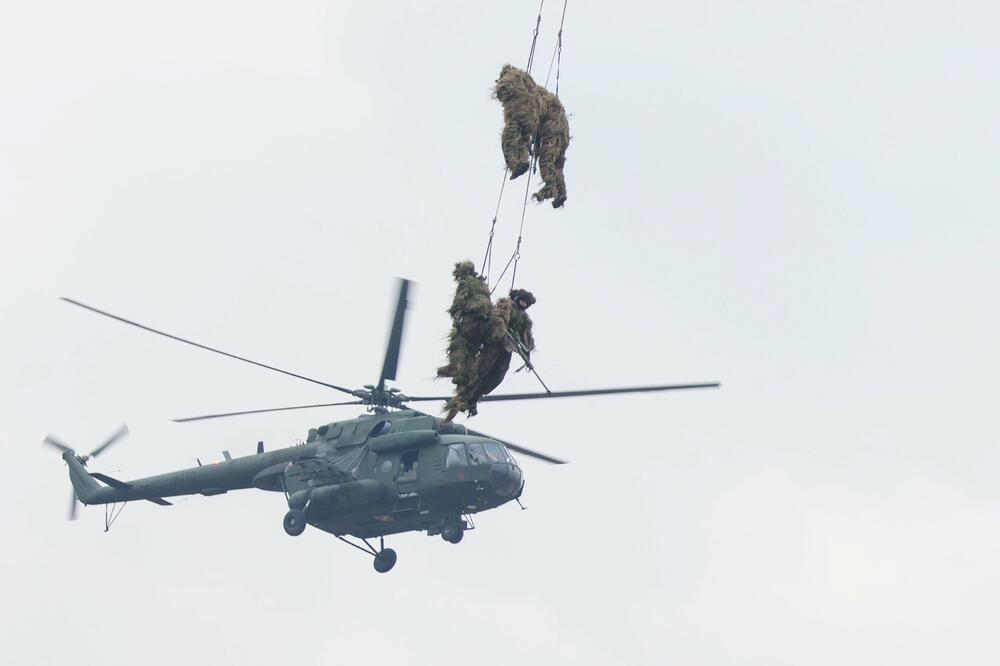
[2,1,999,664]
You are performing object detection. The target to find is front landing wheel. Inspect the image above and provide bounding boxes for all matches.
[373,548,397,573]
[283,509,306,536]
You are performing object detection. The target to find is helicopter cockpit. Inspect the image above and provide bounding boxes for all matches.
[446,441,517,468]
[446,440,522,497]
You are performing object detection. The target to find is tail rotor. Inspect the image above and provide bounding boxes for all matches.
[43,424,129,520]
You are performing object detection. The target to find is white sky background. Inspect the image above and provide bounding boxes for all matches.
[2,1,999,663]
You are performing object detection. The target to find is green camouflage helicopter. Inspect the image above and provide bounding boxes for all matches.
[45,281,718,572]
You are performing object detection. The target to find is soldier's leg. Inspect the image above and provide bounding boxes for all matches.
[453,345,476,388]
[502,113,531,177]
[533,134,559,203]
[455,318,489,387]
[461,373,490,416]
[552,152,567,208]
[480,352,513,397]
[437,328,462,377]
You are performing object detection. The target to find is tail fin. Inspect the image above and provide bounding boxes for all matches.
[63,452,101,504]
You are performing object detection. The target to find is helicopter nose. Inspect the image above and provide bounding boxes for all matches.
[488,462,522,497]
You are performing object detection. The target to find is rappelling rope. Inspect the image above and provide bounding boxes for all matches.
[508,0,568,292]
[545,0,568,94]
[525,0,545,74]
[489,153,536,296]
[480,171,508,283]
[506,157,536,291]
[481,1,546,290]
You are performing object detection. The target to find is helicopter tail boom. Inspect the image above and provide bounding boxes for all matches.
[63,451,102,504]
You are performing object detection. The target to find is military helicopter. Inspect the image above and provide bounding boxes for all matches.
[45,280,718,572]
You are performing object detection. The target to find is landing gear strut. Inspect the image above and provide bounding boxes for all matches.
[335,534,398,573]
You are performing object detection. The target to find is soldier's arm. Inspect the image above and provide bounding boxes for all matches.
[521,318,536,352]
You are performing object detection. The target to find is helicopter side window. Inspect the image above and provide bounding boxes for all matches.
[446,443,468,469]
[483,442,508,463]
[399,449,419,481]
[467,442,488,466]
[370,420,392,437]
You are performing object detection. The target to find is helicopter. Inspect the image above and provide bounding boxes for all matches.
[45,280,719,572]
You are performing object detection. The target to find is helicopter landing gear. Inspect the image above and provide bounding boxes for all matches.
[335,534,398,573]
[283,509,306,536]
[441,517,468,544]
[373,547,397,573]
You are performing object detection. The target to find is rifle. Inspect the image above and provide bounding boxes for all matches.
[507,332,551,394]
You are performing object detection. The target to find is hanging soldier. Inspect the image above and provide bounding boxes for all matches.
[444,289,536,420]
[494,64,570,208]
[437,261,492,394]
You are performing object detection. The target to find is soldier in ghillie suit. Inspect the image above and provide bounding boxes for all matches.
[437,261,492,394]
[444,289,536,420]
[493,64,570,208]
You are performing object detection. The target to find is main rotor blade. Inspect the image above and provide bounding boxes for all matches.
[172,400,364,423]
[68,490,78,521]
[88,423,128,459]
[405,382,721,403]
[466,428,567,465]
[377,278,411,392]
[61,298,357,397]
[43,435,73,454]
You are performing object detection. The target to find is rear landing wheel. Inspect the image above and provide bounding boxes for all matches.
[283,509,306,536]
[442,525,464,544]
[373,548,397,573]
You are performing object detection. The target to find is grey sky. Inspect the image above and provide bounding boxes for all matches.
[2,1,998,664]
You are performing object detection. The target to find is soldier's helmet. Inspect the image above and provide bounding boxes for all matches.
[510,289,536,307]
[453,261,477,279]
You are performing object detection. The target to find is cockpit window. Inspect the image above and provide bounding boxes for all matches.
[446,443,468,469]
[483,442,509,463]
[467,442,488,465]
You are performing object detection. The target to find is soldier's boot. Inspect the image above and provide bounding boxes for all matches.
[509,161,530,179]
[442,396,465,422]
[533,142,559,203]
[533,184,554,203]
[552,172,567,208]
[552,155,567,207]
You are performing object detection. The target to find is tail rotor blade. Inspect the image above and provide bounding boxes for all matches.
[377,278,411,391]
[88,423,129,459]
[68,491,78,521]
[43,435,73,454]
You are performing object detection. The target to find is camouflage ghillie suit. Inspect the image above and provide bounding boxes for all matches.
[507,289,536,357]
[494,64,570,208]
[437,261,492,393]
[531,89,569,209]
[444,297,512,420]
[446,289,536,419]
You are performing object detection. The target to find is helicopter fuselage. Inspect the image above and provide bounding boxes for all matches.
[65,410,522,541]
